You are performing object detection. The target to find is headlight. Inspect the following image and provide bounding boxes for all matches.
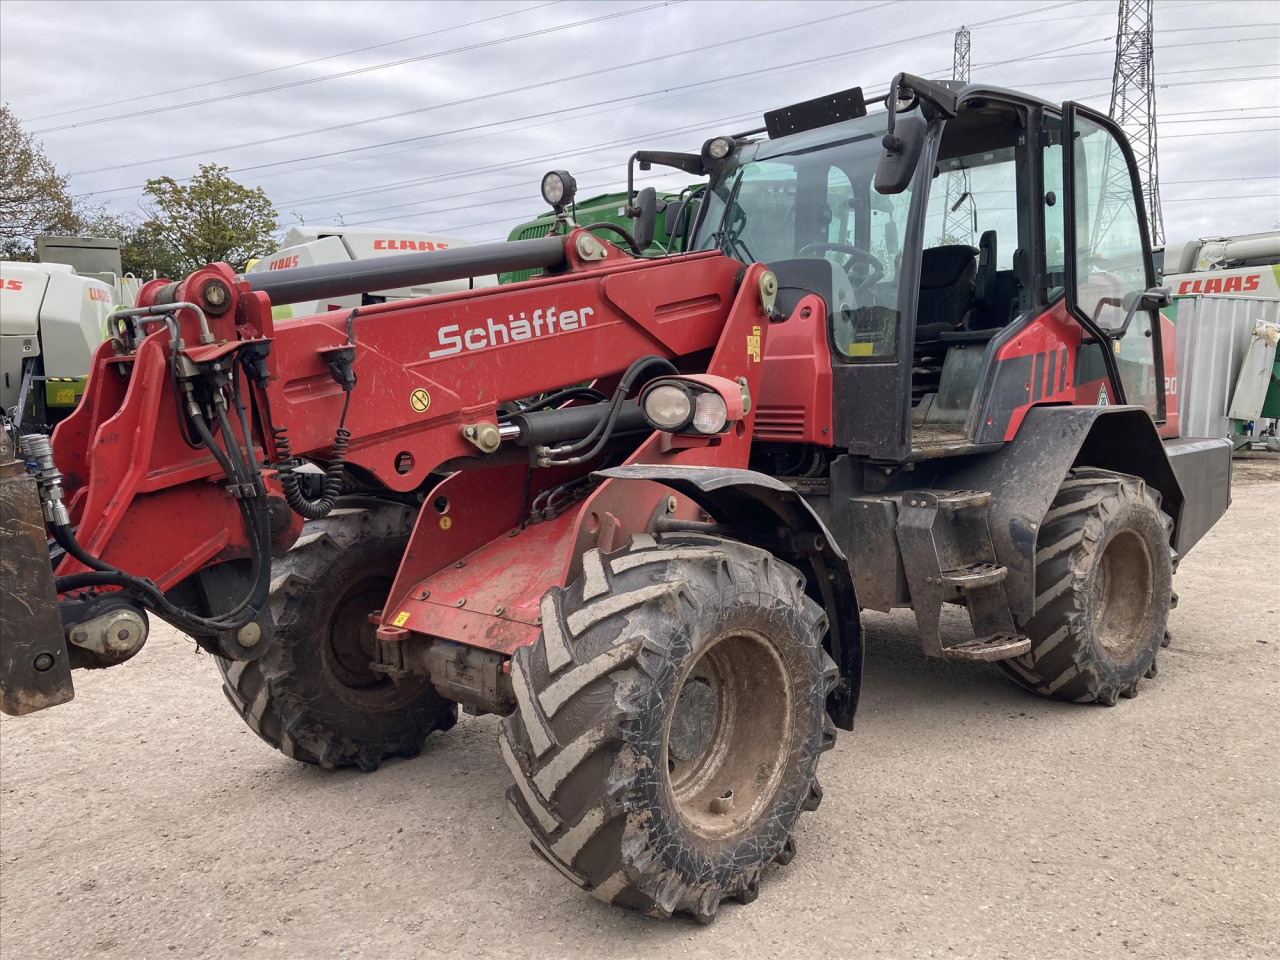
[692,392,728,434]
[642,383,693,430]
[640,377,738,435]
[541,170,577,210]
[706,136,732,160]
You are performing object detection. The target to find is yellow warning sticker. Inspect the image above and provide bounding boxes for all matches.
[392,611,410,627]
[439,516,453,530]
[747,325,762,363]
[846,341,874,357]
[410,388,431,413]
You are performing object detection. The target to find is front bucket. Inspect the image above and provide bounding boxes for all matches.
[0,433,74,716]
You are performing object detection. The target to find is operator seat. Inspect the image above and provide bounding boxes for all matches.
[968,231,999,329]
[914,244,978,351]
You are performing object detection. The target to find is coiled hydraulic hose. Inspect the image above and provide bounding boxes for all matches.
[273,392,352,521]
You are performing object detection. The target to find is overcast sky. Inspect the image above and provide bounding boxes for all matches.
[2,0,1277,247]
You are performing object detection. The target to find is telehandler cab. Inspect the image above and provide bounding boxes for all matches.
[0,74,1230,922]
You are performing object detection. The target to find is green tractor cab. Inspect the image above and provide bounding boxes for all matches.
[499,188,697,284]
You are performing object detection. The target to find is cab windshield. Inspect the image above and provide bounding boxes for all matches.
[692,112,918,360]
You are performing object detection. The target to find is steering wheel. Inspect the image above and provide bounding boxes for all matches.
[797,242,885,292]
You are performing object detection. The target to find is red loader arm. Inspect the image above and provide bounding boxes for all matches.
[33,228,775,680]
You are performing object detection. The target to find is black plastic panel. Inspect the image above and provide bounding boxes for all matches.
[765,87,867,139]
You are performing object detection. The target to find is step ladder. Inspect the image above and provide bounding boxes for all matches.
[893,489,1030,662]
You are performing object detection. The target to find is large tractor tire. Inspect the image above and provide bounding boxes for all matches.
[1000,468,1173,705]
[216,502,457,770]
[502,533,837,922]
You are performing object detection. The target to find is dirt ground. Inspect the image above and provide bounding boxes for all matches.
[1,464,1276,960]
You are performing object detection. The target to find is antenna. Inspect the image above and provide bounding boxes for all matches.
[1109,0,1163,245]
[941,26,973,245]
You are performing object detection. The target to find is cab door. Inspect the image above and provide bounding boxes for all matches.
[1062,102,1166,422]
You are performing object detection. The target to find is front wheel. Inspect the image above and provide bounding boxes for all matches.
[1001,468,1173,705]
[216,503,457,770]
[502,533,837,922]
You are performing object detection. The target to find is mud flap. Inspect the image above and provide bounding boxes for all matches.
[0,447,74,716]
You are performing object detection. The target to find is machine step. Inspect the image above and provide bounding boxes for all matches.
[934,489,992,511]
[941,634,1031,662]
[941,562,1008,590]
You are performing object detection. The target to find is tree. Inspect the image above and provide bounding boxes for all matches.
[1,109,278,277]
[0,103,75,253]
[140,165,277,273]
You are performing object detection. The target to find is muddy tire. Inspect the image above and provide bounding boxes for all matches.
[1000,468,1173,705]
[501,532,837,922]
[216,503,456,770]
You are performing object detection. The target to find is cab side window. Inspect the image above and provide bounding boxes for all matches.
[1067,112,1160,417]
[1042,113,1066,300]
[1070,115,1148,329]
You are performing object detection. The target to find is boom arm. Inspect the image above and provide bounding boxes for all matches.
[39,229,768,664]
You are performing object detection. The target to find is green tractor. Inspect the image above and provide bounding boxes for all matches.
[498,184,699,284]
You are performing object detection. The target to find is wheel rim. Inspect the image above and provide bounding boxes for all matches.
[664,628,794,839]
[1091,528,1157,658]
[324,576,392,692]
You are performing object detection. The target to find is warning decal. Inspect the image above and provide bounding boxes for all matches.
[410,388,431,413]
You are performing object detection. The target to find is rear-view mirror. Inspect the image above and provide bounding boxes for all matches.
[875,117,926,195]
[633,188,658,250]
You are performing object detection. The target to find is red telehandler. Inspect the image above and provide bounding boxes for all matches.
[0,75,1230,921]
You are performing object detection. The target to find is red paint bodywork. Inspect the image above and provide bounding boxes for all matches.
[753,295,833,443]
[52,231,774,662]
[988,299,1179,442]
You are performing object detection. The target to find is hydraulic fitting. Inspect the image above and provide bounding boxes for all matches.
[19,434,70,527]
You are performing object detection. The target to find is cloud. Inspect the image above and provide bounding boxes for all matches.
[2,0,1276,244]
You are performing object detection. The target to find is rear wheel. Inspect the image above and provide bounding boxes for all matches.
[502,533,837,922]
[216,503,456,769]
[1000,469,1173,705]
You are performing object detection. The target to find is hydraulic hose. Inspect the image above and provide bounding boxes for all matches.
[581,222,645,256]
[50,389,272,635]
[276,392,352,521]
[538,355,676,466]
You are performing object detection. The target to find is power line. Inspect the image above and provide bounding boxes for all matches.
[69,2,1278,239]
[1163,175,1276,183]
[32,0,682,135]
[83,67,1280,228]
[1162,127,1280,138]
[1020,71,1279,88]
[23,1,566,122]
[1162,194,1280,203]
[70,0,1090,192]
[1163,104,1280,117]
[1160,116,1279,123]
[332,169,678,229]
[286,109,761,218]
[72,32,1273,205]
[67,1,900,177]
[973,31,1280,70]
[321,135,1280,232]
[341,172,1280,228]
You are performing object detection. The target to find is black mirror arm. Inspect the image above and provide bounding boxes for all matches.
[625,154,639,216]
[626,151,706,215]
[884,73,904,148]
[1106,285,1172,339]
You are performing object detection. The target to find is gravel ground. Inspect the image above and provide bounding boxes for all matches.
[1,465,1276,959]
